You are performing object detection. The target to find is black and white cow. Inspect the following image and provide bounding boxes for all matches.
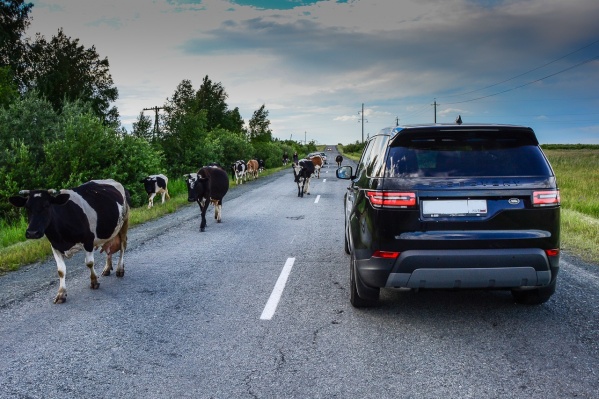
[140,174,170,209]
[292,159,315,198]
[8,179,130,304]
[185,165,230,232]
[231,160,246,185]
[258,159,265,173]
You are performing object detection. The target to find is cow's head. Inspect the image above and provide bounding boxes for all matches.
[140,176,157,194]
[292,163,301,183]
[185,173,209,203]
[9,190,70,239]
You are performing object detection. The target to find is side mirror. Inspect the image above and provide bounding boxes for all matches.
[336,165,353,180]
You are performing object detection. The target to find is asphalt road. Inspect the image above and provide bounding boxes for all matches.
[1,150,598,399]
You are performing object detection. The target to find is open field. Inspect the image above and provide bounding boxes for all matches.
[543,148,599,263]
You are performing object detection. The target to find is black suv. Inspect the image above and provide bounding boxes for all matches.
[337,124,560,307]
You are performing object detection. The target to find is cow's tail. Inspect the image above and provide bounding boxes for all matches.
[123,187,132,207]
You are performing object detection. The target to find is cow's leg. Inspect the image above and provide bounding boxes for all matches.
[115,218,128,277]
[147,193,156,209]
[51,247,68,304]
[305,178,311,195]
[85,251,100,290]
[165,190,171,201]
[160,191,166,204]
[214,200,223,222]
[297,182,302,197]
[199,199,208,232]
[102,253,113,276]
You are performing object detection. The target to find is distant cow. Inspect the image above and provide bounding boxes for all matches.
[309,155,323,179]
[231,160,246,184]
[140,174,170,209]
[335,155,343,167]
[258,159,265,173]
[247,159,259,180]
[185,165,229,232]
[292,159,315,198]
[8,179,130,304]
[283,154,289,166]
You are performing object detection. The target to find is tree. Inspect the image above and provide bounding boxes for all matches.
[43,101,121,188]
[161,79,195,137]
[196,75,228,131]
[132,111,154,141]
[222,106,245,134]
[0,90,59,163]
[0,0,32,88]
[23,28,119,125]
[248,104,272,143]
[0,66,18,107]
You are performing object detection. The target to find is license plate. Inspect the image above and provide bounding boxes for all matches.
[422,200,487,217]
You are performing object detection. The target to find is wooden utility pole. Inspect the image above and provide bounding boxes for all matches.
[143,106,164,135]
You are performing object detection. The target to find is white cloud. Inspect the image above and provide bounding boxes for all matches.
[27,0,599,144]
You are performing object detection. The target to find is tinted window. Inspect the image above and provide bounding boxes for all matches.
[385,136,552,178]
[367,135,390,177]
[355,139,374,181]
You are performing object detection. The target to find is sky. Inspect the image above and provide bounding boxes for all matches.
[26,0,599,145]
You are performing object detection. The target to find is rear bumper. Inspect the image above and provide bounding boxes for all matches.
[355,248,559,290]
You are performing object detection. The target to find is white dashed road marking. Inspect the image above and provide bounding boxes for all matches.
[260,257,296,320]
[314,195,321,203]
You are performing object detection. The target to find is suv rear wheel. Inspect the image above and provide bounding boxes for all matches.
[350,251,379,307]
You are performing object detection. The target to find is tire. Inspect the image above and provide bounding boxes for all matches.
[350,251,379,308]
[511,279,556,305]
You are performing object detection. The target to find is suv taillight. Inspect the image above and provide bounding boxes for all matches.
[366,191,417,208]
[532,190,560,207]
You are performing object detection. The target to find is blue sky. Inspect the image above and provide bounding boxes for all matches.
[28,0,599,144]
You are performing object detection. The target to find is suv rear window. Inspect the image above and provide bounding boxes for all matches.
[384,133,553,178]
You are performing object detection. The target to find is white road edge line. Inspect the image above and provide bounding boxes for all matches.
[260,257,296,320]
[314,195,321,203]
[323,179,327,182]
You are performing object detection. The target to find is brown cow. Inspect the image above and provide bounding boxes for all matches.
[247,159,259,180]
[309,155,323,178]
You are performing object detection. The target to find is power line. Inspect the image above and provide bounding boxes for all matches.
[443,54,599,105]
[442,38,599,99]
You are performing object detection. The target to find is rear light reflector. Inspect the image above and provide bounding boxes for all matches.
[532,190,560,207]
[545,249,560,257]
[366,191,416,208]
[372,251,400,259]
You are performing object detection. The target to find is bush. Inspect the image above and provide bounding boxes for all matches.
[342,140,365,154]
[253,141,283,168]
[207,129,254,169]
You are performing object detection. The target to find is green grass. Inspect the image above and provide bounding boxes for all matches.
[544,149,599,218]
[543,149,599,263]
